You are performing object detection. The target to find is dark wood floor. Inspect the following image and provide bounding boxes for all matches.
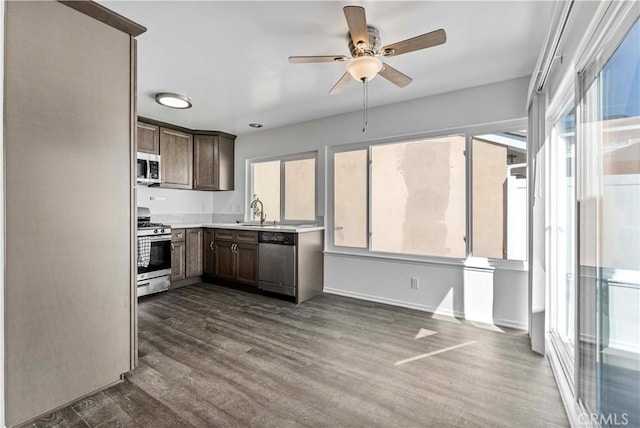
[22,283,568,428]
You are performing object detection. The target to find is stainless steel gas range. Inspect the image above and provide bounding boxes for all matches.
[136,207,171,297]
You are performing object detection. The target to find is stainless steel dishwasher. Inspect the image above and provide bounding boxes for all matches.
[258,231,297,296]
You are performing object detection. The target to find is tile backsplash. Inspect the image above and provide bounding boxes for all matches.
[153,213,244,225]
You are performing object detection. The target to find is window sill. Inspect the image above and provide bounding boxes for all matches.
[323,250,528,271]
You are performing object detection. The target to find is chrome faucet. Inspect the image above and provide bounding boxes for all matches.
[250,197,266,225]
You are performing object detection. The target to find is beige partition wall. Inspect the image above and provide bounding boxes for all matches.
[4,2,143,426]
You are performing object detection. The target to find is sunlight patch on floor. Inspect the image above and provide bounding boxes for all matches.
[414,328,438,339]
[468,321,505,333]
[394,341,477,366]
[431,313,463,324]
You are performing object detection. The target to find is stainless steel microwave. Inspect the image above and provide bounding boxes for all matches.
[136,153,161,185]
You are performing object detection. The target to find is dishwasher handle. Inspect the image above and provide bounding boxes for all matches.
[258,231,297,245]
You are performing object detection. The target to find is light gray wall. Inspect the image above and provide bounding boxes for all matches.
[4,2,134,425]
[216,76,530,217]
[215,76,531,329]
[138,186,216,215]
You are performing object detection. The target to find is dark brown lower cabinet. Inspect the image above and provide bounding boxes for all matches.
[171,228,202,283]
[171,240,186,281]
[213,229,258,286]
[203,229,216,276]
[185,228,203,277]
[214,241,236,281]
[236,244,258,285]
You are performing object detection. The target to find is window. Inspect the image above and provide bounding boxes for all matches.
[577,17,639,424]
[334,149,367,248]
[284,158,316,221]
[332,135,466,258]
[249,152,317,223]
[471,132,527,260]
[252,161,281,222]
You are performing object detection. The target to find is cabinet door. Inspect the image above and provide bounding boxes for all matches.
[235,244,258,286]
[185,228,203,278]
[203,229,216,276]
[214,242,235,281]
[218,135,234,191]
[171,240,186,281]
[160,127,193,189]
[193,135,218,190]
[137,121,159,154]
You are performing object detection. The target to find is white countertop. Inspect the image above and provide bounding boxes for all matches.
[168,222,325,233]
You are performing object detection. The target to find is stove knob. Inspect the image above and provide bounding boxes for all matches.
[161,228,165,233]
[154,229,159,234]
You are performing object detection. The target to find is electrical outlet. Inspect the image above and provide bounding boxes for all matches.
[411,277,419,289]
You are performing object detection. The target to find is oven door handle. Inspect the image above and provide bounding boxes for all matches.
[145,236,171,243]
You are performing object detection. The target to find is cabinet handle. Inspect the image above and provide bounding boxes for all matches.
[210,241,214,251]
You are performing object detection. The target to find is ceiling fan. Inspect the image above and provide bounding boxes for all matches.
[288,5,447,95]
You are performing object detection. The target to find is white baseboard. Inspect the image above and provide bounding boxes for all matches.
[323,287,527,330]
[492,318,528,330]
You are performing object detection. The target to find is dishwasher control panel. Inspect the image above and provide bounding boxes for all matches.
[258,231,297,246]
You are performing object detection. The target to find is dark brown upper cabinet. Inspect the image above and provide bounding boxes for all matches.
[136,121,159,154]
[137,116,236,191]
[160,127,193,189]
[193,132,235,191]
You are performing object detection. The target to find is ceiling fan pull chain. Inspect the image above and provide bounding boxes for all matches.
[362,78,368,133]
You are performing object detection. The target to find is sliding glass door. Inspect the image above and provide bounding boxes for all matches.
[549,103,576,384]
[578,17,639,426]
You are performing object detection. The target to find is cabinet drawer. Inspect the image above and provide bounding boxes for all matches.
[235,231,258,244]
[171,228,185,242]
[214,229,235,242]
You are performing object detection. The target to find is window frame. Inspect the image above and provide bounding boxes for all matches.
[246,150,318,224]
[545,87,577,393]
[468,130,529,262]
[327,119,528,269]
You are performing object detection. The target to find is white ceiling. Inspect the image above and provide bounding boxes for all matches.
[102,1,556,135]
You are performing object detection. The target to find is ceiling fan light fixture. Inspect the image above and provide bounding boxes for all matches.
[346,56,382,82]
[155,92,192,109]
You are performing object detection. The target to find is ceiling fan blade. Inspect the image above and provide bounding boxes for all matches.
[288,55,348,64]
[381,29,446,57]
[379,63,413,88]
[329,72,354,94]
[343,6,369,48]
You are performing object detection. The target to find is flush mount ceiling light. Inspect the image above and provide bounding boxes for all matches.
[155,92,192,109]
[249,123,263,128]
